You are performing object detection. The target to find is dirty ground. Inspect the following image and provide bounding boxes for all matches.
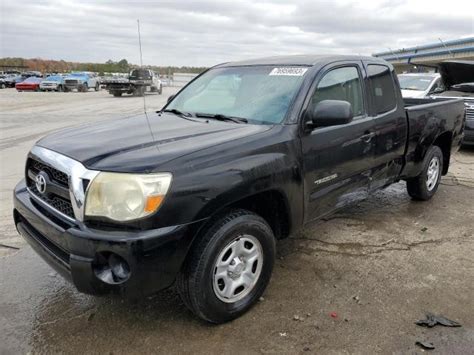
[1,89,473,354]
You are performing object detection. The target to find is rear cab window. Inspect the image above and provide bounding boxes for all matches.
[367,65,397,114]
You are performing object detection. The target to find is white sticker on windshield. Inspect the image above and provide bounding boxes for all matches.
[269,67,308,76]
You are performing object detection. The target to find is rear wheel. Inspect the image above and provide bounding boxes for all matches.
[177,209,275,323]
[406,146,443,201]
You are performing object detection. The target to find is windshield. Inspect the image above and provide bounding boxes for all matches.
[130,69,151,79]
[166,66,308,124]
[24,77,41,83]
[398,75,436,91]
[46,75,61,81]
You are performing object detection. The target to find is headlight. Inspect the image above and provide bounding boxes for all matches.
[85,172,172,222]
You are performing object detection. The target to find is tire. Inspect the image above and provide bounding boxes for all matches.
[95,82,100,91]
[134,86,145,96]
[113,92,122,97]
[177,209,276,324]
[64,87,70,92]
[406,146,443,201]
[57,85,63,92]
[81,83,88,92]
[158,84,163,95]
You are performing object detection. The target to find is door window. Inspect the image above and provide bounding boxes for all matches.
[311,66,364,117]
[367,65,397,114]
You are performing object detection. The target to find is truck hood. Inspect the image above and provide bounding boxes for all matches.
[64,76,86,81]
[439,60,474,88]
[36,113,272,172]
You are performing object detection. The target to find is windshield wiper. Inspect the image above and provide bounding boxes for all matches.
[161,108,192,117]
[195,113,248,124]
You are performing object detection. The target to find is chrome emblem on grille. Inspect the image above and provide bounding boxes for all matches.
[35,172,47,194]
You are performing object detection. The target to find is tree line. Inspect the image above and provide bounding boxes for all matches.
[0,57,207,76]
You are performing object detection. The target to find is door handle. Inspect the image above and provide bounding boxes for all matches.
[360,131,375,143]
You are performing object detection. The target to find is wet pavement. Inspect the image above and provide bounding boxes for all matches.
[1,89,473,354]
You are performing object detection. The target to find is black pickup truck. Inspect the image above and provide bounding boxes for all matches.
[13,55,465,323]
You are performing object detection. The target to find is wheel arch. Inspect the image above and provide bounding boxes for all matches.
[197,189,291,241]
[432,131,452,175]
[181,189,292,268]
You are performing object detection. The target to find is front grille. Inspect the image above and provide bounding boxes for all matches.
[26,158,75,219]
[28,158,68,187]
[466,108,474,121]
[65,80,78,85]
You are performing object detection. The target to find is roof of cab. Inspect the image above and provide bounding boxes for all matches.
[217,54,387,67]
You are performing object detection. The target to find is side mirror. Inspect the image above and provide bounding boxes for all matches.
[167,94,176,104]
[305,100,353,129]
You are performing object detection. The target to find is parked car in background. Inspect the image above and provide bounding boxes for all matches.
[2,70,21,76]
[40,75,65,92]
[63,72,100,92]
[0,76,6,89]
[431,60,474,146]
[15,77,42,91]
[398,73,443,98]
[21,71,43,78]
[4,75,24,88]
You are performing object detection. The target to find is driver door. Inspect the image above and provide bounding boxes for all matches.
[301,63,375,223]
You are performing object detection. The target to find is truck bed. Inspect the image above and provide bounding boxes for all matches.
[401,97,465,178]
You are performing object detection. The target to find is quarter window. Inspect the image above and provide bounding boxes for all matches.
[367,65,397,114]
[311,66,364,117]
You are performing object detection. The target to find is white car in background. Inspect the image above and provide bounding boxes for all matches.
[398,73,443,98]
[39,75,65,92]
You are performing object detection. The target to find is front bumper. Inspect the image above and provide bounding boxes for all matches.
[64,82,82,89]
[13,180,204,297]
[40,84,59,90]
[462,120,474,146]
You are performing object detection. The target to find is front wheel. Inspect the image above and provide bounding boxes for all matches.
[177,209,275,323]
[406,146,443,201]
[95,82,100,91]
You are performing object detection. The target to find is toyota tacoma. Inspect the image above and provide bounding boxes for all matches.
[14,55,465,323]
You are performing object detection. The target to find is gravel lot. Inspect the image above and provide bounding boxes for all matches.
[0,88,473,354]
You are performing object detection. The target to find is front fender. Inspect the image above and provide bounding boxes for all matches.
[157,149,303,233]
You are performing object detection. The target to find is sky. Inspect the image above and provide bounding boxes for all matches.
[0,0,473,67]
